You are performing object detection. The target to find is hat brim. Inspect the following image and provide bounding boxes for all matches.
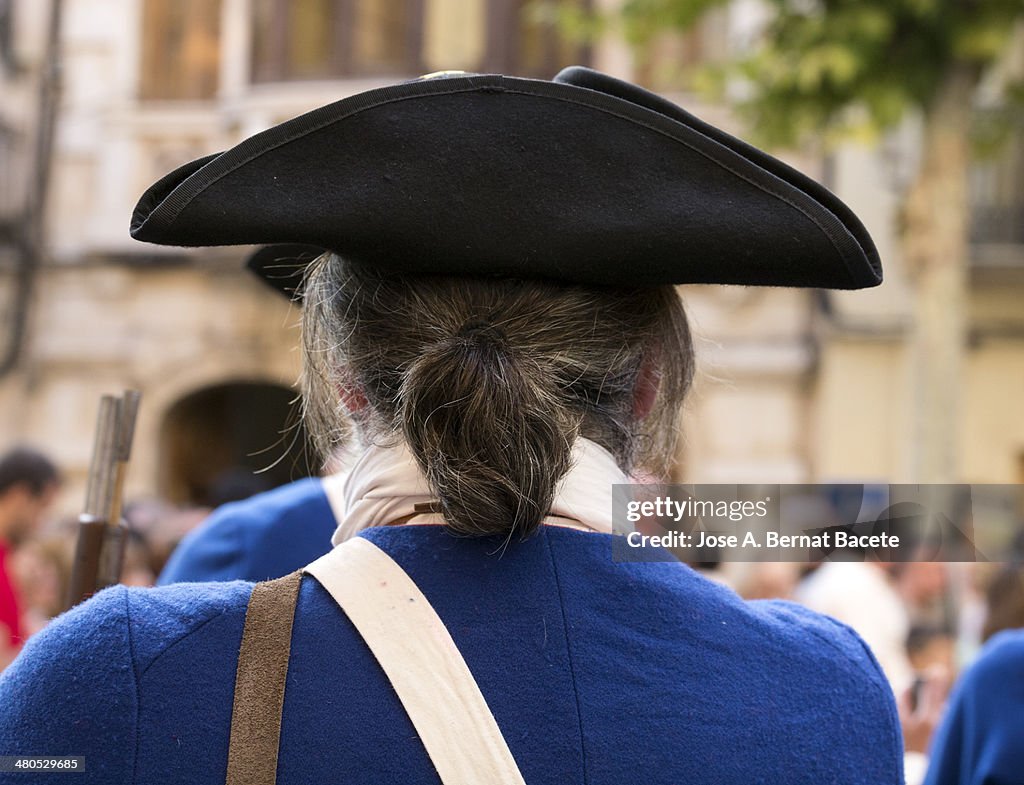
[131,70,881,290]
[246,244,324,302]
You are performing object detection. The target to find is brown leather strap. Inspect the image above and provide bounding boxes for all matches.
[226,570,303,785]
[412,501,443,514]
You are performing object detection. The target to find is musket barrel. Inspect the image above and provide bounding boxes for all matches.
[83,395,118,518]
[107,390,141,530]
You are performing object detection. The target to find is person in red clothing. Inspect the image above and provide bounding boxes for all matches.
[0,446,60,669]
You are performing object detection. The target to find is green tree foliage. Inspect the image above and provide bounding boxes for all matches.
[609,0,1024,148]
[544,0,1024,482]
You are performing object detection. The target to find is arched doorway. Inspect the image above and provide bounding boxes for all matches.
[158,381,319,506]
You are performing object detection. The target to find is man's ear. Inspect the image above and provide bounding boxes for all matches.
[633,353,662,421]
[337,382,368,415]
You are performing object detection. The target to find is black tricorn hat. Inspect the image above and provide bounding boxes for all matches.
[132,66,881,290]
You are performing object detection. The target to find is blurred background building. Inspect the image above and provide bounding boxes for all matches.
[0,0,1022,516]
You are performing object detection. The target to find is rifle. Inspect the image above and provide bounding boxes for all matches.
[66,390,141,609]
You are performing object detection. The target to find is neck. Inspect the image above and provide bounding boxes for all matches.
[323,436,630,545]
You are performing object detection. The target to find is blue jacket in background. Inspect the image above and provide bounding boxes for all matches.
[0,525,902,785]
[158,477,336,584]
[924,628,1024,785]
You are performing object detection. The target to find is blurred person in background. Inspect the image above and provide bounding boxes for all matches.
[981,563,1024,643]
[0,447,60,669]
[205,466,272,509]
[10,536,71,639]
[124,497,212,576]
[906,625,956,675]
[923,548,1024,784]
[923,628,1024,785]
[120,528,157,587]
[157,470,339,584]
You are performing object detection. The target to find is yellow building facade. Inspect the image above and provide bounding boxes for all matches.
[0,0,1021,516]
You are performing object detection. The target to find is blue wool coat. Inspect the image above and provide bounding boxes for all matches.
[923,628,1024,785]
[0,526,903,785]
[158,477,336,584]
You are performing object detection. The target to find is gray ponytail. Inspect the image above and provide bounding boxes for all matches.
[398,322,577,537]
[302,253,694,539]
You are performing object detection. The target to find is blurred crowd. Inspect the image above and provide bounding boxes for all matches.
[1,442,1023,765]
[0,444,237,668]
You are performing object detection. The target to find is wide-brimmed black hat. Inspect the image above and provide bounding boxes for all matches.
[132,66,881,290]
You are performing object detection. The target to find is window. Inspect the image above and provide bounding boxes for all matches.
[483,0,590,79]
[140,0,222,100]
[971,123,1024,256]
[250,0,590,83]
[251,0,423,82]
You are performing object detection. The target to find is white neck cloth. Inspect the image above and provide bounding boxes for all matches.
[323,436,628,546]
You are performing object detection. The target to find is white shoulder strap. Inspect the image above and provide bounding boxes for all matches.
[304,537,528,785]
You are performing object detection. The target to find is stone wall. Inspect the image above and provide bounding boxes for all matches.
[0,259,303,513]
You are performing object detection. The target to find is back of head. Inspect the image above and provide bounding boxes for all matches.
[0,447,60,499]
[983,565,1024,642]
[302,254,694,540]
